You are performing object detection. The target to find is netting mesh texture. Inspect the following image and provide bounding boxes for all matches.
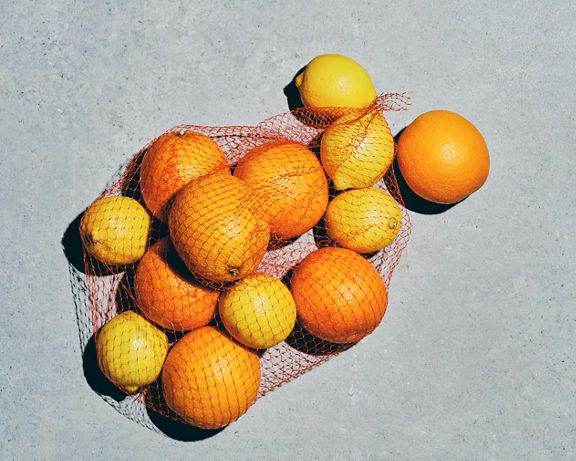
[78,94,411,430]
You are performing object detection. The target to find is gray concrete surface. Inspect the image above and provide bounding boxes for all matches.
[2,1,575,459]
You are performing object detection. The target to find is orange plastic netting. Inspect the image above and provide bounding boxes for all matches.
[77,93,411,430]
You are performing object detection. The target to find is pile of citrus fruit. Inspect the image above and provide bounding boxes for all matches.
[80,54,489,430]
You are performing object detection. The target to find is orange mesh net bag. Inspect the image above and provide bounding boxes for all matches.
[76,93,411,431]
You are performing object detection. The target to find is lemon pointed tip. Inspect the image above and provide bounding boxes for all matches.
[294,72,303,88]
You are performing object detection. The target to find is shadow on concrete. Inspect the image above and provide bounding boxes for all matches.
[147,408,225,441]
[284,321,355,357]
[283,65,306,113]
[62,212,87,273]
[82,334,127,402]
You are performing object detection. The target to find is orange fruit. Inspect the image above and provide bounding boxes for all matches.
[134,237,219,331]
[162,326,261,429]
[168,173,270,283]
[290,247,388,344]
[234,140,329,240]
[396,110,490,204]
[139,130,230,221]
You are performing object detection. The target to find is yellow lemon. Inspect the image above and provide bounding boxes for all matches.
[95,310,169,393]
[295,54,377,112]
[325,187,402,254]
[80,196,150,265]
[219,273,297,349]
[320,110,395,190]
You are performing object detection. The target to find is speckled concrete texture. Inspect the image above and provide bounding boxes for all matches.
[2,1,575,459]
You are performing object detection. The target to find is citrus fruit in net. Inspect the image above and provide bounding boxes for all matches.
[325,186,402,254]
[167,173,270,283]
[134,237,219,331]
[320,110,395,190]
[290,247,388,344]
[79,196,150,265]
[161,326,261,429]
[139,130,230,222]
[95,310,169,393]
[396,110,490,204]
[233,140,329,240]
[294,54,377,113]
[219,273,297,349]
